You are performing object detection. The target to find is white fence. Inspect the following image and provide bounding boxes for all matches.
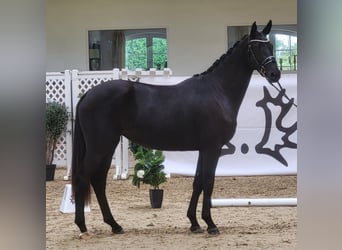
[46,68,173,180]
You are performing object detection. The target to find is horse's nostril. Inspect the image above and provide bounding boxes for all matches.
[268,71,280,82]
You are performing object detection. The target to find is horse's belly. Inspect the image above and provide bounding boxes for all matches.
[123,121,234,151]
[123,126,200,151]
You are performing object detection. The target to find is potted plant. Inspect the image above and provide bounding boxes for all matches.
[131,144,167,208]
[46,101,69,181]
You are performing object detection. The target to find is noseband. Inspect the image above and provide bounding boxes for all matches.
[248,39,276,77]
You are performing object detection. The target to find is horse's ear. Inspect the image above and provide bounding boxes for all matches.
[262,20,272,35]
[250,21,257,36]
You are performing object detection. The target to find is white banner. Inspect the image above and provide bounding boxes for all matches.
[163,74,297,176]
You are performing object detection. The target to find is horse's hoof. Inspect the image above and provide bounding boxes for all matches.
[79,232,90,240]
[207,227,220,235]
[190,226,205,234]
[112,227,124,234]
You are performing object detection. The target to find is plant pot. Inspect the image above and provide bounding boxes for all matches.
[46,164,56,181]
[149,189,164,208]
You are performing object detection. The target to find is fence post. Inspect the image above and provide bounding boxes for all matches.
[113,137,129,180]
[135,68,142,79]
[113,139,122,180]
[71,69,80,120]
[163,68,172,76]
[113,68,120,80]
[112,68,129,180]
[121,69,128,80]
[64,70,73,180]
[149,68,156,76]
[121,137,129,179]
[64,69,79,180]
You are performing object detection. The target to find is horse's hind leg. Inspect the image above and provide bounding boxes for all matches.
[74,136,122,237]
[74,182,89,236]
[74,160,92,236]
[90,148,123,234]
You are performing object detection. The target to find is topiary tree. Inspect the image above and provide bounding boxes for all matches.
[46,101,69,165]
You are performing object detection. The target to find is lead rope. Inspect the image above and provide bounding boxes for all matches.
[268,80,298,108]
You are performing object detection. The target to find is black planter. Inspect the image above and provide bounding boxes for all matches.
[149,189,164,208]
[46,164,56,181]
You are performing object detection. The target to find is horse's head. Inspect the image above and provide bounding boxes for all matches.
[248,20,280,83]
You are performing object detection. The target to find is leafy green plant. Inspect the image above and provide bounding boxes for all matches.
[46,102,69,165]
[132,145,167,190]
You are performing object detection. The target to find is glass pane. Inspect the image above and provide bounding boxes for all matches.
[275,34,297,71]
[291,35,297,54]
[152,37,167,69]
[276,51,292,70]
[275,34,290,50]
[125,38,147,70]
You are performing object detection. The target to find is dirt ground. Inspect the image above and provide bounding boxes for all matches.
[46,167,297,250]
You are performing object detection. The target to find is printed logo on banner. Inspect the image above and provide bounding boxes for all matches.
[220,86,297,166]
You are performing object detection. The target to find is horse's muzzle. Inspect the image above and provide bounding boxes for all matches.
[266,67,281,83]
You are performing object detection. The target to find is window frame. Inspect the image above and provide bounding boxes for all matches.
[87,28,167,71]
[125,29,167,70]
[268,30,297,71]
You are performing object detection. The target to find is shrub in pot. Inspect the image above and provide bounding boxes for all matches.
[131,144,167,208]
[46,101,69,181]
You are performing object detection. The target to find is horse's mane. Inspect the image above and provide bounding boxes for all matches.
[193,34,248,77]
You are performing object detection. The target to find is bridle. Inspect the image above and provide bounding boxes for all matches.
[248,38,276,78]
[248,38,297,108]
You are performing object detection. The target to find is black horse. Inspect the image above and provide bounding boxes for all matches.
[72,20,280,238]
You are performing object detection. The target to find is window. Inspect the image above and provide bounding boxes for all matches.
[227,24,297,71]
[271,33,297,71]
[88,28,167,71]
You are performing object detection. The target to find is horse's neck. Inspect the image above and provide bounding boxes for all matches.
[209,48,253,112]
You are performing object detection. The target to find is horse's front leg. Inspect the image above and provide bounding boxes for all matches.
[201,149,221,235]
[187,153,204,233]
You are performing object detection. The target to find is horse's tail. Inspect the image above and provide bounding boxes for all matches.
[71,93,91,204]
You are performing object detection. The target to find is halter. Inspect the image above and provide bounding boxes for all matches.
[248,38,297,108]
[248,38,276,78]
